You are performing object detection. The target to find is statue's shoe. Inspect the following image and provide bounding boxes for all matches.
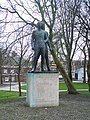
[31,68,35,72]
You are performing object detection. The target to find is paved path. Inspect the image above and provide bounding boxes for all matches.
[0,82,26,92]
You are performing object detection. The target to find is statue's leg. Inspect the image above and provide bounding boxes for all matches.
[45,50,50,71]
[41,56,44,71]
[41,48,45,71]
[32,49,40,72]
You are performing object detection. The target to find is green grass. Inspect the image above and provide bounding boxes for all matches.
[21,82,90,94]
[22,82,90,94]
[59,82,88,90]
[0,90,26,101]
[0,82,89,101]
[21,85,26,90]
[21,82,88,90]
[59,82,89,94]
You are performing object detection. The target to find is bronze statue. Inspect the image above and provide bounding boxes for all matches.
[31,21,51,72]
[31,21,48,72]
[41,22,51,71]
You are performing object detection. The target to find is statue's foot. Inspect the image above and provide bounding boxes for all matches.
[31,68,35,72]
[47,68,51,71]
[41,69,45,72]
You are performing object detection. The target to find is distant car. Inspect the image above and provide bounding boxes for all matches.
[59,75,64,81]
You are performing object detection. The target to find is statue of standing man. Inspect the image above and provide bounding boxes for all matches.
[41,22,51,71]
[31,21,49,72]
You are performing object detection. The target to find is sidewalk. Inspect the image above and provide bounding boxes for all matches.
[0,82,26,92]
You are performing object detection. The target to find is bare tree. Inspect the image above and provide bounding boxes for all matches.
[34,0,78,94]
[77,36,88,83]
[0,0,36,95]
[78,0,90,90]
[10,27,32,96]
[0,0,78,94]
[54,0,82,81]
[0,9,8,84]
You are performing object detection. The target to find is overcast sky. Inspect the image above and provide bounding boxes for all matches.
[0,0,89,60]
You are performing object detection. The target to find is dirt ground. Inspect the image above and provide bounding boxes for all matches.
[0,94,90,120]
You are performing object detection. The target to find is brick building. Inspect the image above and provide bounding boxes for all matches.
[2,66,31,82]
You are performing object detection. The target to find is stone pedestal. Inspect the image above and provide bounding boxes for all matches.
[26,72,59,107]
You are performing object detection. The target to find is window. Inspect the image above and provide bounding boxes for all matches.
[5,77,9,81]
[10,69,14,74]
[11,77,15,81]
[4,69,8,74]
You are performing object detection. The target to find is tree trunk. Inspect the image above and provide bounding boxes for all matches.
[50,42,78,94]
[0,54,3,84]
[17,65,22,96]
[68,60,72,82]
[86,29,90,91]
[17,73,22,96]
[0,73,3,84]
[87,60,90,92]
[83,55,86,83]
[49,28,78,94]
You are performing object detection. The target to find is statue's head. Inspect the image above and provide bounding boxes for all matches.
[41,22,45,30]
[37,21,45,30]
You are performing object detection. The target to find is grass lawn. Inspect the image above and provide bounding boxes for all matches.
[59,82,88,90]
[21,82,88,90]
[0,90,26,101]
[21,85,27,90]
[21,82,90,94]
[0,82,89,101]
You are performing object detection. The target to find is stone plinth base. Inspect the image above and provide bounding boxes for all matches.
[26,72,59,107]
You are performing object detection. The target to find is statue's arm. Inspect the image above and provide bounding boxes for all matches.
[44,32,52,51]
[31,31,35,50]
[47,39,52,51]
[44,31,48,43]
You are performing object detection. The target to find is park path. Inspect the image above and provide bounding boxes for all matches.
[0,82,26,92]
